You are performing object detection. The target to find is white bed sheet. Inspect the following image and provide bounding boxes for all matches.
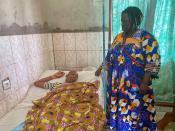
[0,70,104,131]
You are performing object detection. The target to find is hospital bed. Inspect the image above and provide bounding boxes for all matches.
[0,69,104,131]
[1,69,174,131]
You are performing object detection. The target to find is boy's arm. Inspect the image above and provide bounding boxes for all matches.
[34,75,55,88]
[34,71,65,88]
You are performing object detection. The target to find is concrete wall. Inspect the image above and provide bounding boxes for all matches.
[0,0,109,35]
[44,0,102,30]
[0,0,45,26]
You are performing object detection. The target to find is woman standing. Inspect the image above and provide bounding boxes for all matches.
[96,6,160,131]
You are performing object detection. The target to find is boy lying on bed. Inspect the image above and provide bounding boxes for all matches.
[23,71,105,131]
[34,71,78,90]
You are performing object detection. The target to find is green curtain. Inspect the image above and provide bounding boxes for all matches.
[152,0,175,103]
[112,0,151,36]
[112,0,175,103]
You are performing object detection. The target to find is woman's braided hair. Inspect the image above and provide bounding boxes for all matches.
[122,6,143,28]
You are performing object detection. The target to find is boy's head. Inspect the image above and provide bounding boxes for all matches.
[65,71,78,83]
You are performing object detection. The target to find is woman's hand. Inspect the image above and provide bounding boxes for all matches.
[139,71,151,94]
[139,83,150,94]
[95,66,102,76]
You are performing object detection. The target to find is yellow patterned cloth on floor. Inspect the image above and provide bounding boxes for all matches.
[23,82,106,131]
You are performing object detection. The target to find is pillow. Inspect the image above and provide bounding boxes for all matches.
[82,66,97,71]
[39,70,60,79]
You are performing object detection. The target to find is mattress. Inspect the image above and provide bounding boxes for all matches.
[0,70,104,131]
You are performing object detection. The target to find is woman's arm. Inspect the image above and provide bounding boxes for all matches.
[140,32,161,94]
[95,65,102,76]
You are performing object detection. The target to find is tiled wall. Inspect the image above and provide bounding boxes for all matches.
[53,32,108,70]
[0,34,54,117]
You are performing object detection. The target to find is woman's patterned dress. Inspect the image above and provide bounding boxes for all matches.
[105,29,160,131]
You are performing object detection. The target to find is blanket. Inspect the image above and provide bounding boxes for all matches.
[23,82,106,131]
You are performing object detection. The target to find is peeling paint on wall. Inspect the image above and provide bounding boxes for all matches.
[0,22,109,35]
[0,0,109,36]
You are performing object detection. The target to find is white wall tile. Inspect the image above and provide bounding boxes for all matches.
[47,33,53,51]
[41,51,54,70]
[99,32,103,48]
[75,33,87,50]
[0,36,14,68]
[65,51,77,67]
[55,51,65,68]
[50,51,55,69]
[88,51,101,67]
[15,60,29,88]
[53,33,64,50]
[40,34,47,51]
[99,50,104,64]
[76,51,88,67]
[64,33,76,50]
[105,31,109,50]
[48,51,55,69]
[40,34,53,51]
[10,35,25,63]
[22,34,33,59]
[87,32,102,50]
[26,59,35,84]
[8,65,19,91]
[31,56,44,79]
[26,55,44,84]
[27,35,37,58]
[32,34,43,56]
[99,31,109,50]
